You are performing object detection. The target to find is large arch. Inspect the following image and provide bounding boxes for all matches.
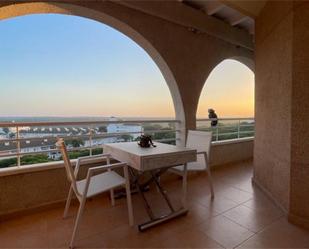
[0,2,186,142]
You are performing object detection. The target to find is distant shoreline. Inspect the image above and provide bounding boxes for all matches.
[0,116,176,123]
[0,116,253,123]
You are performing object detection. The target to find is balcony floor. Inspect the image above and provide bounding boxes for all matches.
[1,160,309,248]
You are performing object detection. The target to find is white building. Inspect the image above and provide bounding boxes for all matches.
[106,117,142,140]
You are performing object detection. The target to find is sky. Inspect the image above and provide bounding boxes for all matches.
[0,14,254,118]
[197,60,254,118]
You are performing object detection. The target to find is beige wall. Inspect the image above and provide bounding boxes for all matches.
[210,139,253,167]
[255,0,309,227]
[254,1,293,211]
[289,1,309,227]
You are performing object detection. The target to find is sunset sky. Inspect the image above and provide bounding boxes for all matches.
[0,14,254,118]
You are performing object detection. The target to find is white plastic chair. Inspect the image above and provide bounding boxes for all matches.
[170,130,214,198]
[56,138,134,249]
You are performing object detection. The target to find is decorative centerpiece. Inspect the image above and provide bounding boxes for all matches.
[138,135,156,148]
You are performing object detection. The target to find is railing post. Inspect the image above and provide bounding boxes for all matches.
[89,128,93,156]
[16,126,21,167]
[216,126,219,141]
[237,120,241,139]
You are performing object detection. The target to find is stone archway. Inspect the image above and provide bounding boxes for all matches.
[230,56,255,73]
[0,1,186,143]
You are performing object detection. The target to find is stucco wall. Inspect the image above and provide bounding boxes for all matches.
[0,161,95,218]
[255,1,309,227]
[289,1,309,226]
[210,139,253,167]
[254,1,293,211]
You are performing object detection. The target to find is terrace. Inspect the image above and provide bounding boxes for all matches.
[1,0,309,248]
[1,160,309,248]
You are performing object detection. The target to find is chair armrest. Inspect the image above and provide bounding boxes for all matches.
[77,153,111,163]
[196,151,207,155]
[87,162,127,176]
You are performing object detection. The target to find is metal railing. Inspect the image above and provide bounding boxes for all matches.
[0,119,180,167]
[196,117,255,142]
[0,117,254,168]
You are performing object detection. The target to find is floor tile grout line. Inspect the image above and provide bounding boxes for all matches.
[220,202,285,234]
[232,216,286,249]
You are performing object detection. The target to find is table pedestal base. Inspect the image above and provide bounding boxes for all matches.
[129,167,188,231]
[138,208,188,231]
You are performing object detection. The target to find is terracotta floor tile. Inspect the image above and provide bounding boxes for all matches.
[196,195,240,213]
[157,227,224,248]
[215,187,253,204]
[2,161,309,249]
[198,215,254,248]
[223,204,283,233]
[238,218,309,248]
[242,193,283,213]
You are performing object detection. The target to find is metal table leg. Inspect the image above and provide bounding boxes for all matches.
[129,167,188,231]
[129,168,155,220]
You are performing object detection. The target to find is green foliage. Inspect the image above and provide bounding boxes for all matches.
[65,139,84,148]
[0,154,53,168]
[140,123,176,144]
[120,134,133,142]
[143,124,163,131]
[197,121,254,141]
[21,154,52,165]
[153,129,175,141]
[98,126,107,132]
[62,148,103,160]
[0,158,17,168]
[0,147,105,168]
[65,150,90,159]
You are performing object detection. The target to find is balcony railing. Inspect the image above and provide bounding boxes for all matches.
[0,117,254,168]
[0,119,180,167]
[196,117,255,141]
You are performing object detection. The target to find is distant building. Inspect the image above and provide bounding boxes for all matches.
[0,117,143,161]
[107,117,142,140]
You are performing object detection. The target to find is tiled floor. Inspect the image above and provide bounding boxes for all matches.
[1,160,309,248]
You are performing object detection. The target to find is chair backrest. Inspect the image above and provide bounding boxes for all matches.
[56,138,79,195]
[186,130,212,157]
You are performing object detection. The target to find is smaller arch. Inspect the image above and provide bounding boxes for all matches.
[230,56,255,72]
[197,58,255,119]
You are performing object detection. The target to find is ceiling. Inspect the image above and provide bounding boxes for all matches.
[182,0,267,35]
[222,0,267,17]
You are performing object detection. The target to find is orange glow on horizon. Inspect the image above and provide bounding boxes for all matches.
[197,59,254,118]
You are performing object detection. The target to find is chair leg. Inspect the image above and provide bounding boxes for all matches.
[207,166,215,199]
[107,166,115,206]
[110,189,115,206]
[182,163,188,209]
[155,176,161,192]
[63,186,73,218]
[70,196,86,249]
[124,165,134,226]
